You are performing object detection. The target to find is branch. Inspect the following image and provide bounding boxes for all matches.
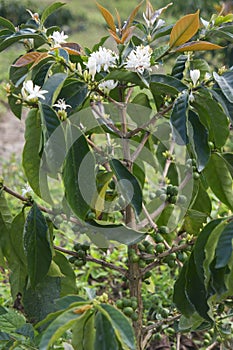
[131,132,150,163]
[54,245,127,275]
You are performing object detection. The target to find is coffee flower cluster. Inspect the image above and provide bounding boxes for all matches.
[124,45,152,74]
[86,47,118,80]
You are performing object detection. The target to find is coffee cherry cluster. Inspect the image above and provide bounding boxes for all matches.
[155,185,187,205]
[186,158,200,180]
[69,242,90,267]
[116,297,138,321]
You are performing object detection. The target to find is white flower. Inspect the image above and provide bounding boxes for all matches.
[189,91,195,103]
[53,99,71,111]
[50,31,68,47]
[125,45,152,74]
[22,183,32,197]
[85,47,118,80]
[190,69,200,87]
[99,80,118,93]
[21,80,48,101]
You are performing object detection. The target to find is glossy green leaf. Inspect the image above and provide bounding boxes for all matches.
[186,253,212,321]
[8,94,22,119]
[222,153,233,177]
[215,220,233,269]
[171,55,188,80]
[213,71,233,103]
[57,79,88,110]
[62,123,96,220]
[24,203,52,288]
[97,303,136,350]
[193,89,229,148]
[0,31,46,52]
[109,158,142,216]
[0,16,15,31]
[53,251,77,296]
[72,310,95,350]
[39,306,91,350]
[22,109,42,197]
[106,70,146,87]
[150,74,187,91]
[170,91,189,145]
[204,153,233,211]
[42,73,67,106]
[94,312,118,350]
[41,2,65,25]
[173,262,196,317]
[87,219,144,246]
[188,110,210,171]
[39,103,60,140]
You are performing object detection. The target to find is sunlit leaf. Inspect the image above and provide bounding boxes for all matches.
[169,11,200,48]
[96,2,116,32]
[175,41,223,52]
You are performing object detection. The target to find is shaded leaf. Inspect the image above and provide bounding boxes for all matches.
[0,16,15,31]
[0,309,25,333]
[215,220,233,269]
[53,251,77,296]
[170,91,189,145]
[109,158,142,216]
[94,312,118,350]
[213,71,233,103]
[175,41,223,52]
[62,123,96,220]
[22,109,42,197]
[204,153,233,211]
[150,74,187,92]
[42,73,67,106]
[169,11,200,48]
[188,110,210,171]
[24,203,52,288]
[72,310,95,350]
[171,55,188,80]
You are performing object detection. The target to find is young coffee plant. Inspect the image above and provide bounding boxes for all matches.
[0,1,233,349]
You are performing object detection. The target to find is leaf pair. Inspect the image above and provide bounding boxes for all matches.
[96,1,143,44]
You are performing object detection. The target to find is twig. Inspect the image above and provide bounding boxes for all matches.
[206,342,219,350]
[131,132,150,163]
[162,140,175,180]
[91,103,123,137]
[95,88,124,108]
[176,333,181,350]
[54,245,127,275]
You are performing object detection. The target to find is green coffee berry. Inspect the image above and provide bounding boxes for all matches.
[155,188,166,197]
[177,195,187,205]
[122,298,132,307]
[74,259,85,267]
[123,306,134,316]
[69,256,77,263]
[156,243,165,253]
[131,300,138,310]
[139,259,147,268]
[159,226,169,234]
[131,312,139,321]
[193,172,200,180]
[153,233,164,243]
[169,195,177,204]
[159,193,167,202]
[131,254,140,263]
[73,243,81,251]
[116,299,124,309]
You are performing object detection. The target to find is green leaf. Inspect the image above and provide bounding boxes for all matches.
[87,220,144,246]
[183,209,208,235]
[0,16,15,31]
[0,309,25,333]
[94,312,118,350]
[204,153,233,210]
[109,159,142,216]
[39,103,60,140]
[188,110,210,171]
[0,195,12,263]
[24,203,52,288]
[97,304,136,350]
[222,153,233,177]
[193,89,229,148]
[24,276,61,324]
[215,220,233,269]
[150,74,187,91]
[8,211,27,299]
[53,251,77,296]
[22,109,42,196]
[171,54,188,80]
[8,94,22,119]
[106,70,146,87]
[170,91,189,145]
[41,2,66,25]
[191,183,212,216]
[0,31,46,52]
[173,262,196,317]
[39,306,92,350]
[58,79,88,110]
[213,71,233,103]
[62,123,96,220]
[72,310,95,350]
[42,73,67,106]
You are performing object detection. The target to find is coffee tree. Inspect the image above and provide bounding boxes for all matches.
[0,1,233,349]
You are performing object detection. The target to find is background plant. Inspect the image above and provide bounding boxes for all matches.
[0,1,233,349]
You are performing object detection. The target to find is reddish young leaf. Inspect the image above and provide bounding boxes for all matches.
[169,10,200,48]
[12,52,44,67]
[96,2,116,32]
[175,41,223,52]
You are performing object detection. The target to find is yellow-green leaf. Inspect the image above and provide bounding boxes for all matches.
[96,2,116,32]
[175,41,223,52]
[12,52,45,67]
[169,10,200,48]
